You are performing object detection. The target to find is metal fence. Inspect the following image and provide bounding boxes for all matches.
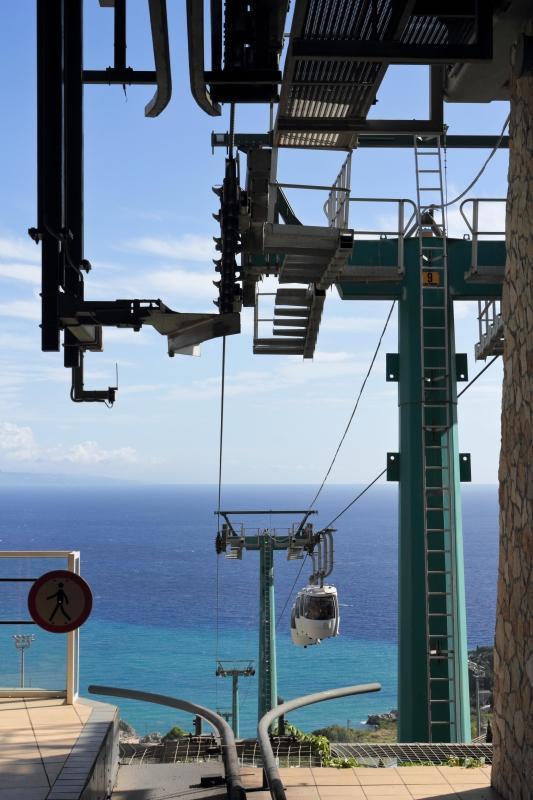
[0,551,80,703]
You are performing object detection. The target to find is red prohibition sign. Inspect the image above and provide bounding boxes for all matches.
[28,570,93,633]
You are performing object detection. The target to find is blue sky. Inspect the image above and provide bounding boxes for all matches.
[0,3,509,484]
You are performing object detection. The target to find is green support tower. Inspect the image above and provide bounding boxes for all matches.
[216,660,255,738]
[215,509,319,727]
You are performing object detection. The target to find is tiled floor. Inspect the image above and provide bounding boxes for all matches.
[239,765,501,800]
[0,697,93,800]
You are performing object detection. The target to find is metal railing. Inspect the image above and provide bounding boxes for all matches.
[475,299,504,360]
[0,551,80,703]
[89,685,246,800]
[347,198,417,275]
[258,682,381,800]
[459,198,506,275]
[325,153,352,228]
[268,181,350,226]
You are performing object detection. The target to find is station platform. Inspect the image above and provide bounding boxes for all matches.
[0,695,118,800]
[112,764,499,800]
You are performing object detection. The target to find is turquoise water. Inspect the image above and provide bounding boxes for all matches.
[0,483,498,737]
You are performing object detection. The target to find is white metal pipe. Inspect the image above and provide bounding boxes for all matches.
[258,683,381,800]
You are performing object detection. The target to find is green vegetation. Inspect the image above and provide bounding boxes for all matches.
[162,725,188,740]
[312,718,397,743]
[285,723,360,767]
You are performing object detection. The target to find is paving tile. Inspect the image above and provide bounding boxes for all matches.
[0,764,50,789]
[317,787,366,799]
[400,773,450,786]
[408,787,460,799]
[362,785,412,797]
[354,769,405,785]
[284,788,321,800]
[278,767,315,786]
[437,768,488,783]
[453,788,502,800]
[312,767,360,785]
[0,789,49,800]
[44,761,66,784]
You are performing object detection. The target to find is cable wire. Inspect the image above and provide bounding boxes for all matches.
[308,300,396,509]
[215,336,227,707]
[442,113,510,209]
[457,354,499,398]
[276,554,308,625]
[324,468,388,529]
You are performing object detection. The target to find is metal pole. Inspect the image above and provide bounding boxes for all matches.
[258,683,381,800]
[89,685,246,800]
[258,535,277,725]
[20,648,25,689]
[475,675,481,737]
[232,672,239,739]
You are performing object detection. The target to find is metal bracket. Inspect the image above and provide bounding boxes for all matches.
[387,452,400,481]
[386,353,399,382]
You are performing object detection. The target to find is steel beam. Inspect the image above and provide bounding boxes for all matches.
[63,0,85,370]
[37,0,63,352]
[290,39,492,64]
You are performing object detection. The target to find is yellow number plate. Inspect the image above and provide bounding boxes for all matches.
[423,270,441,286]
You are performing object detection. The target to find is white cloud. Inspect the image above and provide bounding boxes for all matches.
[170,353,370,401]
[58,441,138,465]
[124,234,215,262]
[0,263,40,284]
[0,236,40,263]
[0,422,39,460]
[0,421,138,465]
[0,299,40,321]
[321,315,396,334]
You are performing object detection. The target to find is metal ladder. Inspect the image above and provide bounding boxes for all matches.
[414,135,457,742]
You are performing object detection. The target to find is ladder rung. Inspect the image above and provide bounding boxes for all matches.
[430,698,456,703]
[419,187,442,191]
[428,612,453,617]
[427,571,452,575]
[419,169,440,173]
[428,591,452,596]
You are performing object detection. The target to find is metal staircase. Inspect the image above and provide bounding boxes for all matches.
[414,135,458,742]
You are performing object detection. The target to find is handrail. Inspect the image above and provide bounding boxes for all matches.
[88,685,245,800]
[145,0,172,117]
[258,682,381,800]
[186,0,221,117]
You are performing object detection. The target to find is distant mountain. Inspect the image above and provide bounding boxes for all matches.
[0,470,136,486]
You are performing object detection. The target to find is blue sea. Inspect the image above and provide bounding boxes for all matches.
[0,483,498,738]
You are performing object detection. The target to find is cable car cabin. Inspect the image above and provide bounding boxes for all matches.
[290,603,318,647]
[294,585,340,644]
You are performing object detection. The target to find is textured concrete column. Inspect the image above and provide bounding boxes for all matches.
[492,68,533,799]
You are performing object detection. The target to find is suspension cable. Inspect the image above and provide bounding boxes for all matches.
[309,300,396,509]
[457,354,499,398]
[276,554,308,625]
[324,468,388,529]
[215,336,227,706]
[442,113,510,209]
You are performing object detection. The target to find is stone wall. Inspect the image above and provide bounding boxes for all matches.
[491,70,533,799]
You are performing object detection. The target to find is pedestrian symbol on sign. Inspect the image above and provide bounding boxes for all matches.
[47,583,71,623]
[28,570,92,633]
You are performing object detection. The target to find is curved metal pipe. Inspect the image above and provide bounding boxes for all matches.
[186,0,221,117]
[258,683,381,800]
[88,684,245,800]
[145,0,172,117]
